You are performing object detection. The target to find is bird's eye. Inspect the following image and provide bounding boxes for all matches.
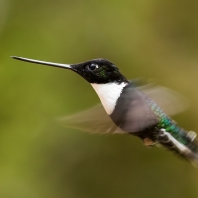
[87,63,99,71]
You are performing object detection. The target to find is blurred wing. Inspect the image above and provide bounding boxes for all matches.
[141,85,189,116]
[131,79,189,116]
[59,104,125,134]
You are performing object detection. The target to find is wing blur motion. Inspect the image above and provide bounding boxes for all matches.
[131,79,189,116]
[141,85,189,116]
[59,104,125,134]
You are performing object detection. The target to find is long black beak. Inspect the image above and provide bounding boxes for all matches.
[11,56,72,70]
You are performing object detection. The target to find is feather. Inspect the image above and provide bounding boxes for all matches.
[59,79,189,134]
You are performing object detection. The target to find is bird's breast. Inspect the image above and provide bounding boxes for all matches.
[91,82,128,115]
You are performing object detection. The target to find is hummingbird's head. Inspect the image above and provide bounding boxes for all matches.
[11,56,129,115]
[71,58,128,84]
[11,57,128,84]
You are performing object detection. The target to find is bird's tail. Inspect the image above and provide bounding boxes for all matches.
[158,129,198,167]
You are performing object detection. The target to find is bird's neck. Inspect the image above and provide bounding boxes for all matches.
[91,82,128,115]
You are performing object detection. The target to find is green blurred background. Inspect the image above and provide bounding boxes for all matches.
[1,0,198,197]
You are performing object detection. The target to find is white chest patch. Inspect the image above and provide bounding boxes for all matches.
[91,82,127,115]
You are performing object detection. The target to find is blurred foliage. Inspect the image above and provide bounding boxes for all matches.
[1,0,198,197]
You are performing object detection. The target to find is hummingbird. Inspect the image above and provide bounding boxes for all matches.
[11,56,198,165]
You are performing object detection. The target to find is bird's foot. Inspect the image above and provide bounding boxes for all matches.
[143,138,155,147]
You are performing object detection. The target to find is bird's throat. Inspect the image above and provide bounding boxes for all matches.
[91,82,128,115]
